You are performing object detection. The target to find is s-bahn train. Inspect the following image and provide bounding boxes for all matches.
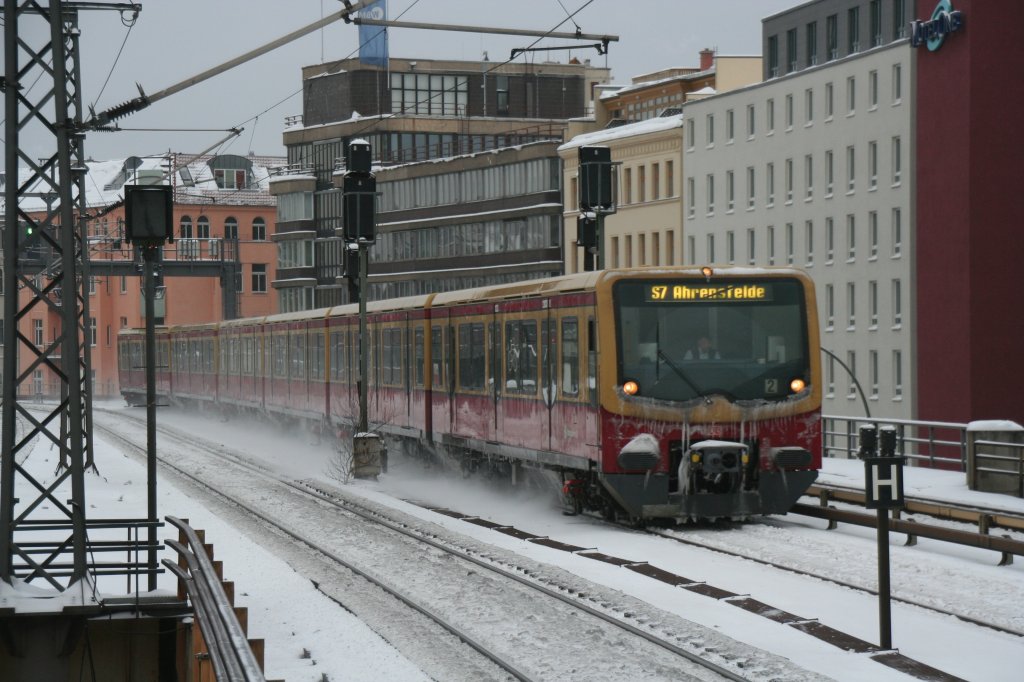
[119,266,822,522]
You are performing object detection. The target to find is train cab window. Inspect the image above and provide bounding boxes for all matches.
[414,328,425,387]
[587,318,598,403]
[309,329,325,380]
[561,318,580,397]
[431,326,445,388]
[458,323,486,391]
[290,331,306,379]
[504,319,538,394]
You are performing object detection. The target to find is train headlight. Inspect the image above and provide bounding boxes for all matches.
[789,377,806,393]
[741,453,750,465]
[690,453,702,464]
[622,380,639,396]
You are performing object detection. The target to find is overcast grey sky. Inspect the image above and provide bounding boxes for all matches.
[12,0,798,162]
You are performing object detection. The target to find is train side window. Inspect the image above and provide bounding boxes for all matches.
[431,325,444,388]
[189,340,200,374]
[414,327,425,387]
[329,331,342,382]
[504,319,537,394]
[489,321,502,398]
[542,319,556,401]
[561,317,580,397]
[290,331,306,379]
[309,328,325,381]
[273,334,287,378]
[587,317,598,405]
[382,327,401,385]
[458,322,486,391]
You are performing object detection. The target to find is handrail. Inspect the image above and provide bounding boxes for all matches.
[163,516,264,682]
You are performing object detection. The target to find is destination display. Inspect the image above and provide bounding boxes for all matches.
[644,282,772,302]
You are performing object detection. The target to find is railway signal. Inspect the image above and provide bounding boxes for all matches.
[576,146,615,271]
[859,424,905,650]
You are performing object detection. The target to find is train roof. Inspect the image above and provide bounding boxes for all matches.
[430,271,602,308]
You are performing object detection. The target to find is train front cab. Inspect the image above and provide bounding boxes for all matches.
[593,267,822,522]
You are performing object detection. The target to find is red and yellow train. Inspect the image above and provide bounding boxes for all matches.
[119,266,822,522]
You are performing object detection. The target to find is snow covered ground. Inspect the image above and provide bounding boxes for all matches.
[11,403,1024,680]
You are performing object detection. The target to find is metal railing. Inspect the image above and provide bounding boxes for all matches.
[823,414,1024,497]
[163,516,264,682]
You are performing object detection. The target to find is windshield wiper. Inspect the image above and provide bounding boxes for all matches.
[657,349,712,405]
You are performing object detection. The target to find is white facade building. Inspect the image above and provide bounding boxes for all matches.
[682,41,915,420]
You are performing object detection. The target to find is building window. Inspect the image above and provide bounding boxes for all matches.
[639,233,647,266]
[786,223,794,264]
[846,145,856,193]
[624,167,632,204]
[252,217,266,241]
[825,150,834,195]
[746,166,755,209]
[747,104,756,138]
[847,213,856,261]
[214,168,247,190]
[786,28,798,72]
[687,177,695,217]
[825,82,834,119]
[224,216,238,240]
[727,231,735,263]
[706,113,715,146]
[34,319,43,346]
[652,163,661,201]
[666,231,675,266]
[892,208,902,257]
[892,279,902,327]
[846,350,857,398]
[868,141,878,189]
[197,216,211,239]
[869,211,879,259]
[805,220,814,266]
[687,118,695,149]
[611,236,620,268]
[869,280,879,328]
[826,14,838,60]
[825,284,835,330]
[806,22,818,66]
[120,275,127,294]
[495,75,510,116]
[892,136,902,185]
[665,160,674,197]
[767,98,775,133]
[726,109,735,142]
[726,170,735,211]
[180,215,193,239]
[892,63,903,104]
[652,232,660,266]
[805,88,814,125]
[89,317,97,347]
[869,70,879,108]
[869,350,879,398]
[848,6,860,54]
[870,0,883,47]
[706,173,715,214]
[747,228,756,265]
[390,71,467,116]
[626,235,634,267]
[251,264,267,293]
[785,158,794,203]
[847,76,856,115]
[825,217,835,263]
[893,350,903,398]
[767,225,776,265]
[686,235,695,265]
[766,162,775,206]
[894,0,907,39]
[826,354,836,396]
[768,34,779,77]
[638,165,646,203]
[805,154,814,199]
[706,233,715,262]
[785,94,794,129]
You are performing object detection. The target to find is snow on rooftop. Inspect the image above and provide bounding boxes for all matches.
[558,114,684,151]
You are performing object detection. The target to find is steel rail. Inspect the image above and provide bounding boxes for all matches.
[98,413,749,682]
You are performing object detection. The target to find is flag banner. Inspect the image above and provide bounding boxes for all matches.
[359,1,388,67]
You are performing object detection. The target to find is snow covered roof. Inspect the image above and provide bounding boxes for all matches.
[8,153,287,213]
[558,114,684,152]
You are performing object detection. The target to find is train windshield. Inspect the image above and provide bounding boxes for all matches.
[614,278,810,403]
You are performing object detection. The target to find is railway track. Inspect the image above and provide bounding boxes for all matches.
[93,409,816,682]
